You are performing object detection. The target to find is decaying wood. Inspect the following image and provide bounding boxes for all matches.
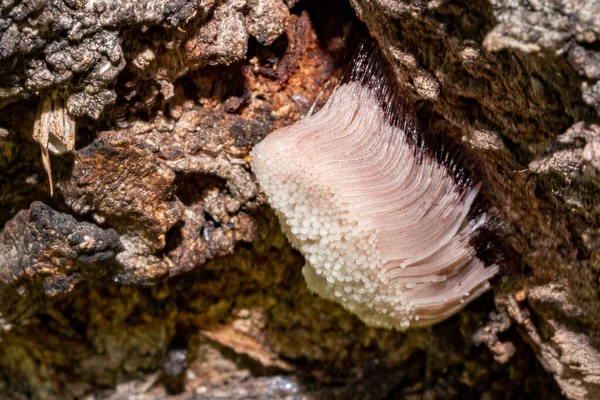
[0,0,598,399]
[32,96,76,196]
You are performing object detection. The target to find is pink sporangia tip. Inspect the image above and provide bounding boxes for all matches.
[250,41,499,330]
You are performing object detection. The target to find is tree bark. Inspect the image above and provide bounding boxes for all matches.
[0,0,598,399]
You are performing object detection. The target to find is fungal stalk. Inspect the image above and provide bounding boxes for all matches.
[250,43,498,330]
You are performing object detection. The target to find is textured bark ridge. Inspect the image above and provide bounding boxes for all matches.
[0,0,598,399]
[0,201,122,297]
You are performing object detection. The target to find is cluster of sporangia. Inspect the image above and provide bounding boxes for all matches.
[251,45,498,330]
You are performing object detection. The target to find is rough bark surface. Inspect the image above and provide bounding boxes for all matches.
[0,0,598,399]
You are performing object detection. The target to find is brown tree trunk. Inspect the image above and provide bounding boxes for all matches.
[0,0,598,399]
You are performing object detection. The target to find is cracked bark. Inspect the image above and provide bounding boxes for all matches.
[0,0,599,399]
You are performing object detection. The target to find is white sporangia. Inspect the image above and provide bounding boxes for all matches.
[250,49,498,330]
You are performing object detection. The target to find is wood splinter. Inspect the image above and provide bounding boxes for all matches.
[32,95,76,196]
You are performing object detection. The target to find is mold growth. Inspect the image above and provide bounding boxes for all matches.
[250,42,498,330]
